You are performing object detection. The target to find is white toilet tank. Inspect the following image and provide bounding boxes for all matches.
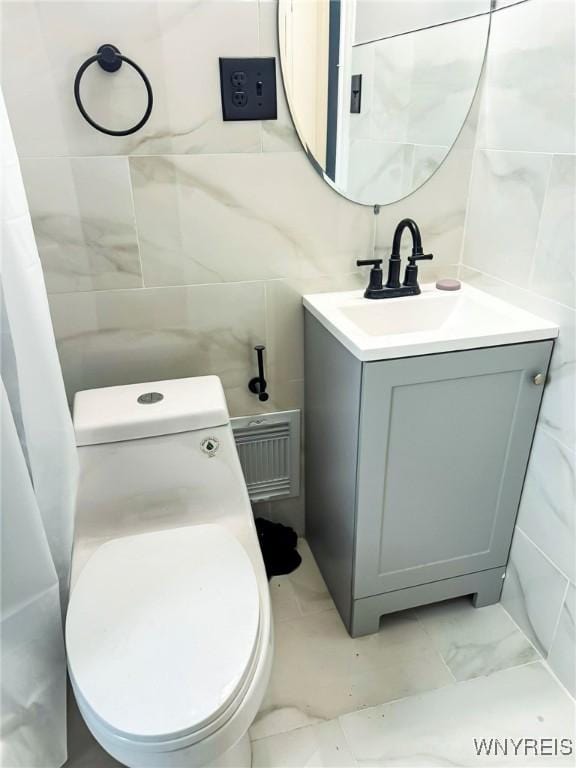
[71,376,254,585]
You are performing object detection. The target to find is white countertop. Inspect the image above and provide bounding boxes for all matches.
[303,282,559,362]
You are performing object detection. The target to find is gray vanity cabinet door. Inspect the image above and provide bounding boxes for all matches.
[354,341,553,600]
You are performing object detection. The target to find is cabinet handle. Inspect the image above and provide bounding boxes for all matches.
[532,372,546,386]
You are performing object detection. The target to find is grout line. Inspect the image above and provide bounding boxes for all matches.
[457,60,488,273]
[20,151,302,162]
[250,716,329,745]
[500,601,545,660]
[498,614,576,701]
[336,716,361,767]
[489,658,546,674]
[256,0,265,155]
[513,526,571,598]
[411,610,458,684]
[256,0,261,54]
[413,598,550,682]
[48,278,287,297]
[21,148,575,163]
[457,148,479,271]
[542,657,576,703]
[527,155,555,290]
[546,579,571,665]
[125,156,146,289]
[468,148,575,156]
[47,269,376,298]
[262,279,270,337]
[336,659,547,725]
[257,606,567,748]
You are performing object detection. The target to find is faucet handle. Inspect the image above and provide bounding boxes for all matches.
[408,252,433,263]
[404,251,433,289]
[357,259,384,297]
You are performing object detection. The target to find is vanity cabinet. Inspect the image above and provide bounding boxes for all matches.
[304,312,554,637]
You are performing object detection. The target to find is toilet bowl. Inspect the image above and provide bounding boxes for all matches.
[65,376,273,768]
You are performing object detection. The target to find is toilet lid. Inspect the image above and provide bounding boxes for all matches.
[66,525,260,742]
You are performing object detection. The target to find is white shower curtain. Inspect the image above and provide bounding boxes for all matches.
[1,92,78,767]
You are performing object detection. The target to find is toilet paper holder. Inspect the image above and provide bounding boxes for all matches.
[248,345,269,402]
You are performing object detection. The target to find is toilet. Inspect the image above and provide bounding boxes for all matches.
[65,376,273,768]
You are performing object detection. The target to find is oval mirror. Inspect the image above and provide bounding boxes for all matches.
[278,0,491,206]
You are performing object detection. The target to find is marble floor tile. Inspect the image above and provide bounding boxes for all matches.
[268,540,335,624]
[288,540,336,617]
[339,662,576,767]
[269,576,302,624]
[251,709,326,744]
[254,608,453,739]
[252,720,357,768]
[415,597,539,681]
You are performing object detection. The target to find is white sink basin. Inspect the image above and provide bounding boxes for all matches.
[303,283,558,361]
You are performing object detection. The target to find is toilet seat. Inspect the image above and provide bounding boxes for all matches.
[66,524,260,744]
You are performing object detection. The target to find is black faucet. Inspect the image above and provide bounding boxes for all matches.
[357,218,433,299]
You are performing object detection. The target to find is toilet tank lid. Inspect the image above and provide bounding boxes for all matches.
[73,376,230,446]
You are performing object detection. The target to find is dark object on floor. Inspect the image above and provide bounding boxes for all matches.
[255,518,301,579]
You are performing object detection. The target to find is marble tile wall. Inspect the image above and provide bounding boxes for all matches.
[346,12,488,203]
[354,0,491,44]
[1,0,477,535]
[459,0,575,696]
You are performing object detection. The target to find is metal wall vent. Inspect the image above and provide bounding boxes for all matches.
[231,410,300,502]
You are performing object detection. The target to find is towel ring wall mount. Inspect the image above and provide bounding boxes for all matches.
[74,44,153,136]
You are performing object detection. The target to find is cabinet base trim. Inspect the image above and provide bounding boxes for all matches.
[349,567,505,637]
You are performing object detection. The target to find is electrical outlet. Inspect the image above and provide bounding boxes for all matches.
[219,57,277,121]
[231,71,247,88]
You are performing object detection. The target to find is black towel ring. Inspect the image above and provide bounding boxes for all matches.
[73,44,153,136]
